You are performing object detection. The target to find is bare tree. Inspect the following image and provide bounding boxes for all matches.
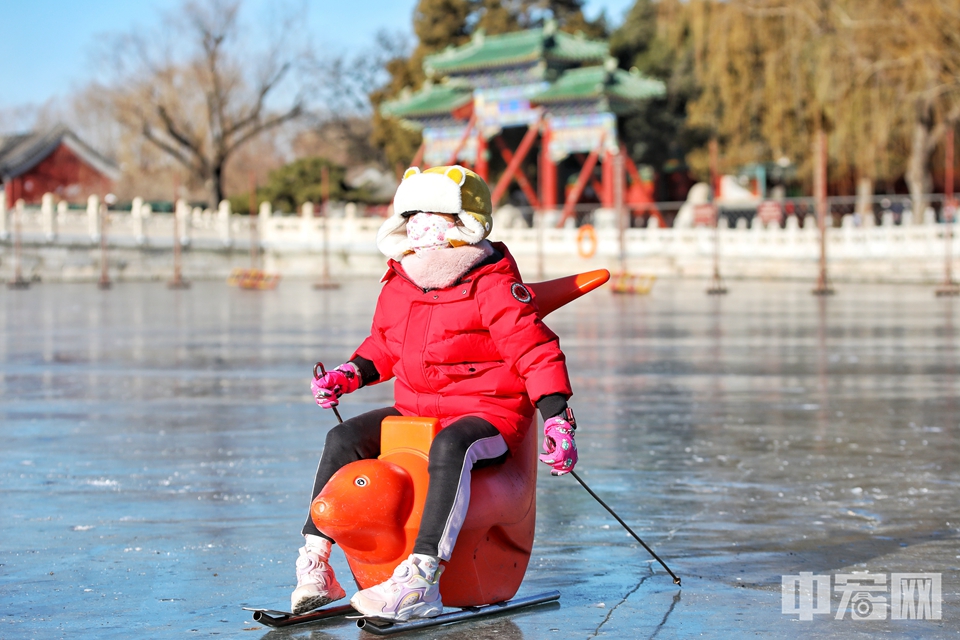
[304,29,411,169]
[97,0,313,207]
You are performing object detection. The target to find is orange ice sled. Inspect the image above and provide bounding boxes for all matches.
[310,269,610,607]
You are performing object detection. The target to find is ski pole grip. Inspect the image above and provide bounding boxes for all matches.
[313,361,344,424]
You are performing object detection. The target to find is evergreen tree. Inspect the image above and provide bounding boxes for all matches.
[611,0,706,193]
[498,0,607,36]
[540,0,607,38]
[473,0,522,35]
[254,157,357,213]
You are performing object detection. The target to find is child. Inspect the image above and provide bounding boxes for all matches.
[292,165,579,621]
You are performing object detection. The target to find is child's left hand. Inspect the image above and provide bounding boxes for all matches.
[539,409,578,476]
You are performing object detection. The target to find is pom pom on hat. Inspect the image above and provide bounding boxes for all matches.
[377,165,494,260]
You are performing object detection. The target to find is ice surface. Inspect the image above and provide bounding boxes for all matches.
[1,279,958,638]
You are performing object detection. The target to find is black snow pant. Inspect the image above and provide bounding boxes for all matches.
[302,407,509,560]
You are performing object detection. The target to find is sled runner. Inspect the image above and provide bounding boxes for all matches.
[242,603,355,628]
[245,591,560,632]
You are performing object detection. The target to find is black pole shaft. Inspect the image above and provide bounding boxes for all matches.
[570,470,681,586]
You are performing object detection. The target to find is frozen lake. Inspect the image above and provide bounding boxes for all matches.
[1,277,958,639]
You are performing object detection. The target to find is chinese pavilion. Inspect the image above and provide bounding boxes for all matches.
[381,21,665,224]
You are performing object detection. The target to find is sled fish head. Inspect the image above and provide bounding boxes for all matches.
[310,458,413,563]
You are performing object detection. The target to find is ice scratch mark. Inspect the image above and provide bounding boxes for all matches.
[588,566,654,638]
[666,505,708,541]
[648,590,682,640]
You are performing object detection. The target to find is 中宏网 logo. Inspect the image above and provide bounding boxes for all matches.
[782,572,941,621]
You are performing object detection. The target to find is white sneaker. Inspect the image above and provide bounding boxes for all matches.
[291,537,346,615]
[350,554,444,621]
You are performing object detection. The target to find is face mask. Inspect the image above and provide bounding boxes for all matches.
[406,212,456,255]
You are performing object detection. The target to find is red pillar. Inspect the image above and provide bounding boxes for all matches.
[475,131,488,182]
[491,120,541,205]
[410,142,425,169]
[709,139,721,199]
[559,138,604,226]
[601,148,614,207]
[947,128,954,200]
[539,122,557,209]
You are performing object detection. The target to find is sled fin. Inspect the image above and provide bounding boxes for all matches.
[526,269,610,317]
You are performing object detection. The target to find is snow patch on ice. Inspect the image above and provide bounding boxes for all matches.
[87,478,119,488]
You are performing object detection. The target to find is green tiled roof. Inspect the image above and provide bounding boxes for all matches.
[425,25,608,74]
[531,65,665,112]
[380,81,474,119]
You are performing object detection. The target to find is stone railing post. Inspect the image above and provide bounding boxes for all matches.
[218,200,232,246]
[131,196,146,244]
[176,199,191,245]
[41,192,57,240]
[259,201,272,242]
[0,191,8,240]
[87,194,100,241]
[343,202,358,236]
[301,201,315,237]
[56,200,68,227]
[140,203,152,244]
[192,207,203,234]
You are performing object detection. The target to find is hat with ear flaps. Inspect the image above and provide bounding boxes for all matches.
[376,165,494,260]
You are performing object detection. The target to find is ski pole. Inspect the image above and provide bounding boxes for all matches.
[313,362,343,424]
[569,470,681,586]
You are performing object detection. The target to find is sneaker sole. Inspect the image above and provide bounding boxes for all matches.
[398,601,443,621]
[352,598,443,622]
[292,589,346,615]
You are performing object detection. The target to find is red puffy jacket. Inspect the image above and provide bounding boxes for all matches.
[353,243,572,453]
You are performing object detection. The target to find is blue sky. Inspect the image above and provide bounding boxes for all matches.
[0,0,636,112]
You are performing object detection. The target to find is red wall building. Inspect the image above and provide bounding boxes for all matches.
[1,125,118,208]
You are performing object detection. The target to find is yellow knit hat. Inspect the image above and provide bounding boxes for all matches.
[377,165,493,259]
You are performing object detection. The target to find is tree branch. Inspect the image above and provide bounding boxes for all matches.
[222,61,292,139]
[155,104,205,163]
[141,123,206,176]
[225,102,303,155]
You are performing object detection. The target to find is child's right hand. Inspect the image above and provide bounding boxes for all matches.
[539,408,578,476]
[312,362,360,409]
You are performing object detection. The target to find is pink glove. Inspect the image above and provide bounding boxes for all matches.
[539,408,578,476]
[311,362,360,409]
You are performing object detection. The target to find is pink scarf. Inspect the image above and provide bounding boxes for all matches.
[400,240,494,290]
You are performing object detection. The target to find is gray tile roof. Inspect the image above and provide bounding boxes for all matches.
[0,124,119,181]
